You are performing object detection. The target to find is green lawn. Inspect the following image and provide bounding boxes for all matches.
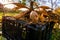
[51,29,60,40]
[0,35,7,40]
[0,35,2,40]
[0,12,17,22]
[0,12,3,22]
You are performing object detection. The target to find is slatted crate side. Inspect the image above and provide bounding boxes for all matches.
[25,22,55,40]
[2,17,28,40]
[25,23,46,40]
[46,21,55,40]
[2,19,23,40]
[2,16,55,40]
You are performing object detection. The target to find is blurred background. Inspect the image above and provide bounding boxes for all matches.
[0,0,60,40]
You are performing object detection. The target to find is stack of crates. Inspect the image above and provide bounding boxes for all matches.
[2,16,55,40]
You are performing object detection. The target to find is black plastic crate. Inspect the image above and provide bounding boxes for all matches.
[2,16,26,40]
[25,22,55,40]
[2,16,55,40]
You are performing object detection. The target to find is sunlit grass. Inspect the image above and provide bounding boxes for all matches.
[0,12,3,22]
[0,12,17,22]
[51,29,60,40]
[0,35,2,40]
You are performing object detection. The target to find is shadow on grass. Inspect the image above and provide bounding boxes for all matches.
[51,29,60,40]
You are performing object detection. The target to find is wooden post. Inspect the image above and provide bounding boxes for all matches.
[30,0,34,10]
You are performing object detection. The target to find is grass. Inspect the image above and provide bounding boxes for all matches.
[51,29,60,40]
[0,35,2,40]
[0,12,18,22]
[0,35,7,40]
[0,12,3,22]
